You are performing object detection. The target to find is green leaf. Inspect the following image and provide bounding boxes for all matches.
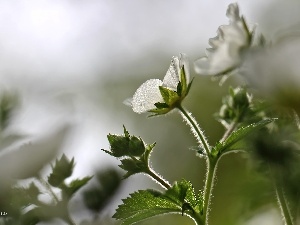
[114,179,203,225]
[48,154,75,187]
[113,189,181,225]
[212,118,276,156]
[106,134,130,157]
[119,158,147,179]
[63,176,92,199]
[129,136,145,156]
[103,126,147,157]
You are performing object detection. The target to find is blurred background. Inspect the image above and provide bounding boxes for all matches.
[0,0,299,224]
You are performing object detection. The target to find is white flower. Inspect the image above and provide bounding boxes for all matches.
[194,3,251,76]
[130,53,191,115]
[0,125,70,179]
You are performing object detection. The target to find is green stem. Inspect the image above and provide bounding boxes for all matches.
[187,211,204,225]
[202,158,218,225]
[177,105,210,156]
[275,186,294,225]
[270,166,294,225]
[38,176,60,203]
[146,167,171,190]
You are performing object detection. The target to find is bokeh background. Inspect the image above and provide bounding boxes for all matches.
[0,0,299,224]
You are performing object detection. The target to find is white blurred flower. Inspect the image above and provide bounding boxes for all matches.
[0,125,70,179]
[242,36,300,112]
[194,3,251,76]
[129,53,192,116]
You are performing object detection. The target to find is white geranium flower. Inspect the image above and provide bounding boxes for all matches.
[194,3,251,76]
[130,53,192,116]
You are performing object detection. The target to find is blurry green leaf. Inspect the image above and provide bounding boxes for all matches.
[212,118,276,156]
[114,179,203,225]
[83,169,122,213]
[21,208,41,225]
[0,92,18,131]
[48,154,74,187]
[96,169,122,194]
[63,176,92,199]
[83,187,105,212]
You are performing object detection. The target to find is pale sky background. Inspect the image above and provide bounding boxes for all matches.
[0,0,299,223]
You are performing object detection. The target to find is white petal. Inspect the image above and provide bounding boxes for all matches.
[132,79,163,113]
[163,56,180,90]
[162,53,190,89]
[226,3,240,21]
[195,3,249,76]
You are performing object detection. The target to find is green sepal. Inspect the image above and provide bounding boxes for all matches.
[148,107,171,117]
[186,77,194,96]
[113,179,203,225]
[177,81,182,97]
[211,118,276,157]
[179,65,188,96]
[154,102,169,109]
[159,86,179,105]
[48,154,74,187]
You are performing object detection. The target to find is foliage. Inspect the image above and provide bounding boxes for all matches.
[102,2,300,225]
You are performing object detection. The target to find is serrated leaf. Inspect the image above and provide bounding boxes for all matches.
[114,190,181,225]
[106,134,130,157]
[212,118,276,156]
[114,179,203,225]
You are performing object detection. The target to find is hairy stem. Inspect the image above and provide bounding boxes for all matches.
[146,167,171,189]
[177,105,210,156]
[275,186,294,225]
[203,158,218,225]
[270,167,294,225]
